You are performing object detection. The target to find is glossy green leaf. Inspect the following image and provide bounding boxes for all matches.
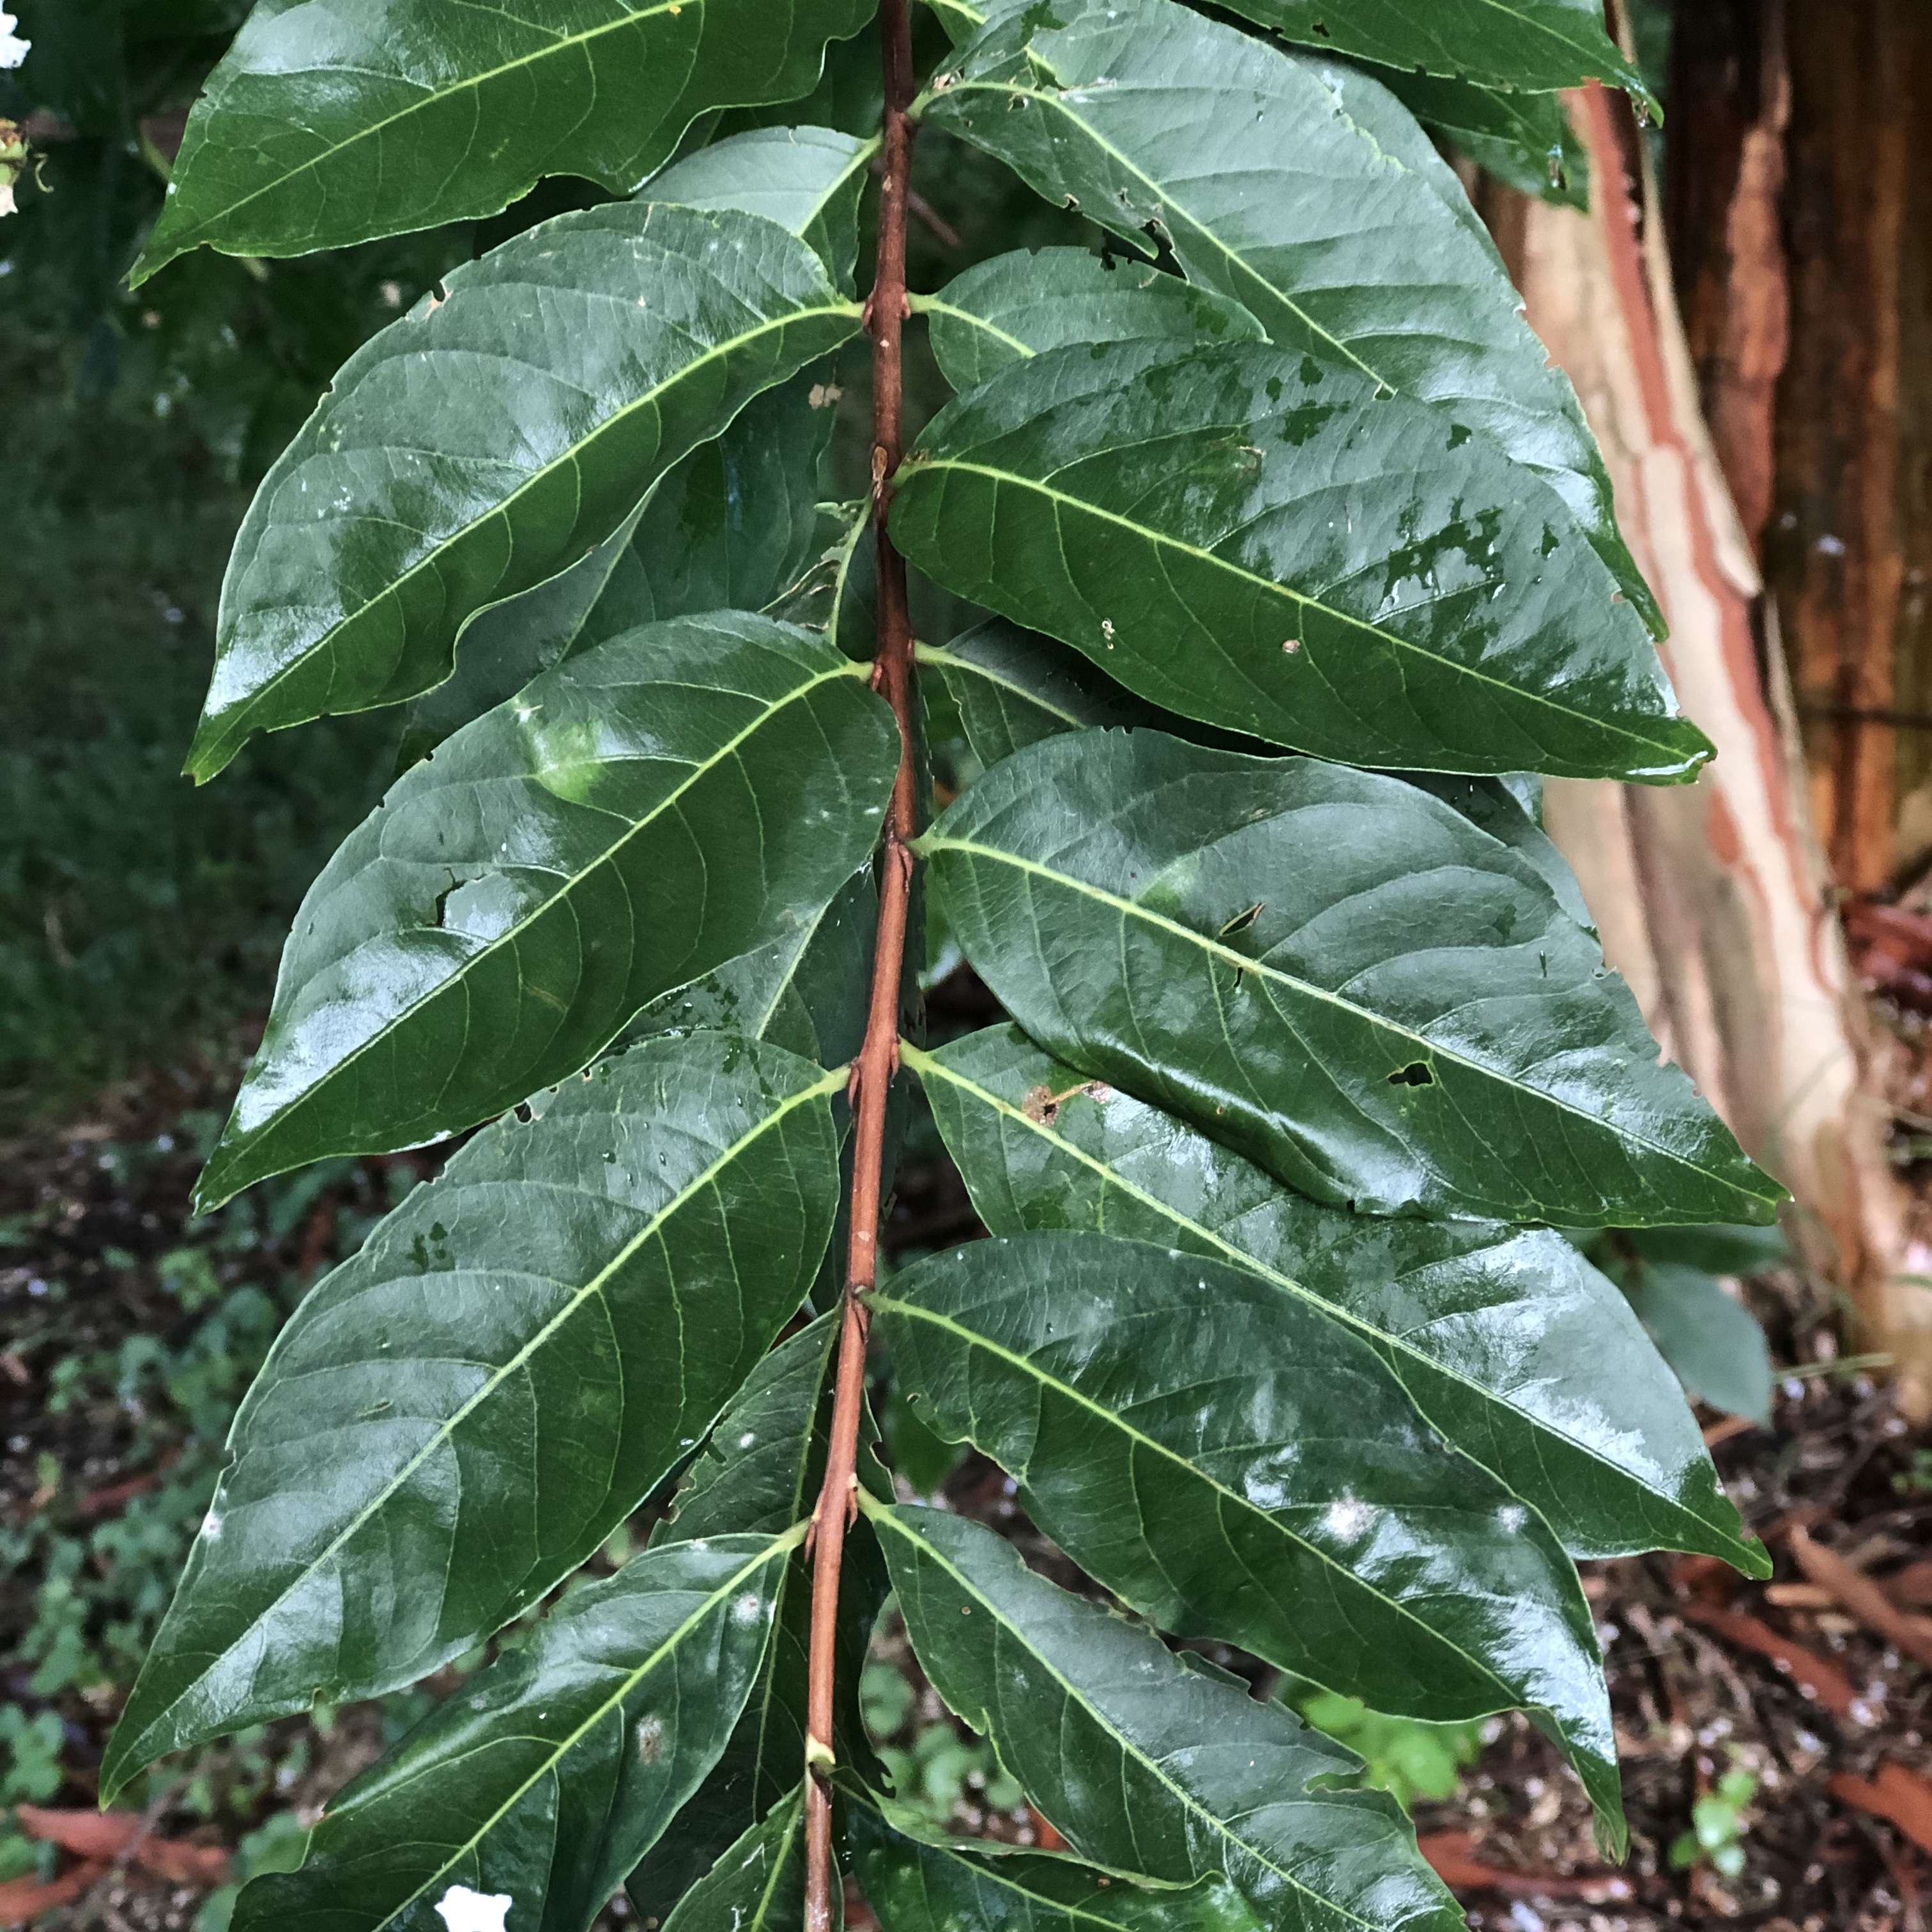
[892,339,1700,780]
[657,1790,811,1932]
[195,612,898,1207]
[230,1532,796,1932]
[850,1800,1265,1932]
[136,0,877,277]
[920,0,1656,628]
[869,1505,1461,1932]
[632,1319,891,1920]
[921,731,1779,1226]
[646,126,879,293]
[874,1235,1621,1841]
[624,866,877,1069]
[1371,71,1588,211]
[1216,0,1655,112]
[905,1025,1761,1570]
[917,249,1262,394]
[918,620,1156,772]
[188,202,862,781]
[104,1034,841,1799]
[402,368,848,759]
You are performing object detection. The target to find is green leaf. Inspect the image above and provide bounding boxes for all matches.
[868,1505,1462,1932]
[850,1800,1265,1932]
[891,338,1699,780]
[656,1790,811,1932]
[874,1235,1623,1843]
[578,376,849,652]
[188,203,862,781]
[135,0,876,277]
[917,620,1156,771]
[917,248,1264,394]
[624,866,878,1069]
[195,612,898,1207]
[906,1025,1763,1572]
[1622,1265,1774,1425]
[104,1034,842,1799]
[632,1319,891,1921]
[921,731,1780,1226]
[1369,70,1589,211]
[229,1532,797,1932]
[402,365,849,759]
[1216,0,1655,114]
[645,126,880,293]
[920,0,1657,630]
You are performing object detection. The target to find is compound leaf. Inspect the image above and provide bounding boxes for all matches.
[870,1504,1462,1932]
[104,1034,841,1798]
[195,612,898,1206]
[891,341,1700,781]
[137,0,875,277]
[875,1236,1623,1842]
[189,202,861,781]
[229,1533,796,1932]
[918,248,1262,394]
[906,1025,1761,1571]
[921,732,1779,1226]
[921,0,1655,627]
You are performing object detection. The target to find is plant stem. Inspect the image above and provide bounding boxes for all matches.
[802,4,918,1928]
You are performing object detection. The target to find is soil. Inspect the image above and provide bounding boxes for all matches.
[6,1035,1932,1930]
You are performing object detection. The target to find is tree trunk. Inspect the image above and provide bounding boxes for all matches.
[1489,46,1926,1399]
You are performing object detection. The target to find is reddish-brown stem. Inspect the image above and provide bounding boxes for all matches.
[802,4,919,1929]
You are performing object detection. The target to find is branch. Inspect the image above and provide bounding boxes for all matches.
[802,4,919,1928]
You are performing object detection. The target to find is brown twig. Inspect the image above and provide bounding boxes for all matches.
[802,6,920,1930]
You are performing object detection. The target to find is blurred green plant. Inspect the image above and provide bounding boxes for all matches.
[1294,1692,1485,1812]
[1669,1762,1758,1880]
[861,1654,1024,1833]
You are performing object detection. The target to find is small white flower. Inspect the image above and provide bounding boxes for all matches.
[0,10,29,68]
[0,181,14,219]
[434,1886,512,1932]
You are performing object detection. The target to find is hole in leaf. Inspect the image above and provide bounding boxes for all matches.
[1388,1062,1434,1087]
[1219,901,1264,937]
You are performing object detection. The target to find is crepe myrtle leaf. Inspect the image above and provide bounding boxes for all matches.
[921,730,1781,1226]
[103,1034,842,1800]
[874,1234,1626,1846]
[135,0,876,278]
[919,0,1659,631]
[188,201,861,783]
[192,611,898,1208]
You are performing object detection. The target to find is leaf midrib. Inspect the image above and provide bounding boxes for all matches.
[208,293,863,762]
[368,1531,802,1932]
[901,457,1687,764]
[150,1068,841,1762]
[864,1505,1406,1932]
[217,654,870,1184]
[901,1043,1745,1557]
[921,832,1770,1208]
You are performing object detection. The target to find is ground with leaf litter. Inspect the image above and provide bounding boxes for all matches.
[4,1038,1932,1931]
